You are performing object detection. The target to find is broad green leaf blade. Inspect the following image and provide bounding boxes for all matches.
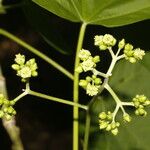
[110,52,150,97]
[32,0,150,27]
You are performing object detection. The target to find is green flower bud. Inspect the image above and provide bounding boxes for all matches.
[111,128,118,136]
[26,58,35,65]
[86,76,92,82]
[79,80,88,87]
[99,44,107,50]
[111,122,116,129]
[93,56,100,63]
[138,95,147,103]
[135,109,139,116]
[99,121,108,129]
[92,75,96,79]
[75,66,83,73]
[129,57,136,63]
[118,39,125,49]
[107,112,113,120]
[124,50,134,57]
[123,114,131,122]
[7,106,14,114]
[15,53,25,65]
[94,78,102,85]
[115,122,120,127]
[31,71,38,77]
[138,108,147,116]
[124,44,133,51]
[11,64,20,70]
[99,112,107,120]
[144,100,150,106]
[133,101,140,108]
[106,124,112,131]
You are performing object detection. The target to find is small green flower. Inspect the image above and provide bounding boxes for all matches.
[102,34,116,47]
[12,54,38,82]
[86,83,99,96]
[118,39,125,49]
[17,66,32,79]
[78,49,91,61]
[94,35,103,46]
[0,94,17,120]
[15,53,25,65]
[94,34,116,50]
[133,48,145,60]
[123,113,132,122]
[80,57,95,72]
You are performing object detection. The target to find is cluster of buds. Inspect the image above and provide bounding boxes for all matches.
[123,44,145,63]
[0,94,16,120]
[76,49,100,73]
[133,95,150,116]
[99,111,120,135]
[12,53,38,82]
[94,34,116,50]
[79,75,102,96]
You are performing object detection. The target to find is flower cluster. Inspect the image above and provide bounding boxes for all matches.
[133,95,150,116]
[12,53,38,82]
[99,111,120,135]
[76,49,100,73]
[79,75,102,96]
[0,94,16,120]
[123,44,145,63]
[94,34,116,50]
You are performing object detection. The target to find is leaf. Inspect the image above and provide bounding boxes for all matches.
[110,52,150,97]
[32,0,150,27]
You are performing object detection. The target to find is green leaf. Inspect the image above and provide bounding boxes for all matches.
[32,0,150,27]
[110,52,150,97]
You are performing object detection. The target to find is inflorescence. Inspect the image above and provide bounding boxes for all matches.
[12,53,38,82]
[0,94,16,120]
[0,54,38,120]
[76,33,147,135]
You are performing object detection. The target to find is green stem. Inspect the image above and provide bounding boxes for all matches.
[104,84,126,114]
[83,110,91,150]
[104,84,121,104]
[13,91,28,103]
[28,90,87,110]
[0,28,74,80]
[73,22,87,150]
